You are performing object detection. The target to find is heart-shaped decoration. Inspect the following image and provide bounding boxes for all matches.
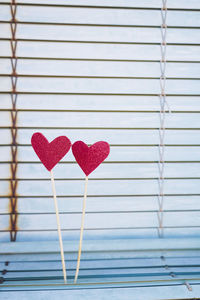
[72,141,110,176]
[31,132,71,171]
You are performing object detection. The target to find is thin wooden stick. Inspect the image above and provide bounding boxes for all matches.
[50,170,67,284]
[74,176,88,283]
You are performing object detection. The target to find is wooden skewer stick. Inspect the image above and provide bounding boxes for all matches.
[50,170,67,284]
[74,176,88,283]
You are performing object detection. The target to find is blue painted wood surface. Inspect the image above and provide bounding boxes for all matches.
[0,239,200,298]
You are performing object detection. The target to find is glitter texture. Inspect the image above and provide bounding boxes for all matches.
[72,141,110,176]
[31,132,71,171]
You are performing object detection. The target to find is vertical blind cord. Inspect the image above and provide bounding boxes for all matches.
[9,0,19,242]
[157,0,171,238]
[157,1,192,292]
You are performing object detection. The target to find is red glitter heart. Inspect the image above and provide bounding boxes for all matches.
[72,141,110,176]
[31,132,71,171]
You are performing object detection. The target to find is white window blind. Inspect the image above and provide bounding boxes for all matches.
[0,0,200,243]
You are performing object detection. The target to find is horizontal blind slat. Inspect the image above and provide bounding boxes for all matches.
[0,179,198,196]
[1,163,200,179]
[2,0,200,10]
[2,24,200,44]
[2,59,200,78]
[2,95,200,111]
[2,77,200,94]
[1,129,200,145]
[2,196,200,214]
[1,146,200,162]
[2,41,200,61]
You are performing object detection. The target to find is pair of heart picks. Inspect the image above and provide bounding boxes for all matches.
[31,132,110,284]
